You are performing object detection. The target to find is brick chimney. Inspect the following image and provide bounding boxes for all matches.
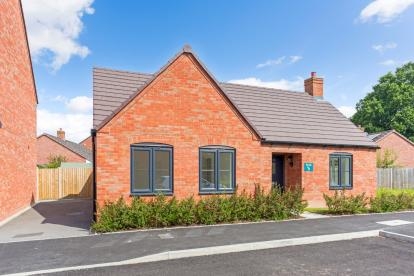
[57,128,65,140]
[304,72,323,99]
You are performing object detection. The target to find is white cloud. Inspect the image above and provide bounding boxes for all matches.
[66,96,93,113]
[22,0,95,71]
[289,55,303,64]
[379,59,397,66]
[337,106,356,118]
[372,42,397,54]
[37,109,92,142]
[51,95,67,103]
[228,77,304,91]
[359,0,414,23]
[256,56,285,68]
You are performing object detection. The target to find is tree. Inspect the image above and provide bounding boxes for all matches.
[376,149,398,168]
[38,155,67,169]
[352,62,414,141]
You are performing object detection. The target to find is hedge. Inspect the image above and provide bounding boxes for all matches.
[323,188,414,214]
[92,186,307,233]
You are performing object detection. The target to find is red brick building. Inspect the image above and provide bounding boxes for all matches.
[92,46,377,208]
[37,129,92,164]
[369,130,414,168]
[80,136,92,151]
[0,0,37,222]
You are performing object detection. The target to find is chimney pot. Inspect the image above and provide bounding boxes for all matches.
[304,72,323,99]
[57,128,65,140]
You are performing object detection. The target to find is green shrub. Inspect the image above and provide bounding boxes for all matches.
[323,190,369,214]
[91,186,307,233]
[370,188,414,213]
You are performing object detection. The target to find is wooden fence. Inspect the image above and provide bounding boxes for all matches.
[377,168,414,189]
[37,167,93,200]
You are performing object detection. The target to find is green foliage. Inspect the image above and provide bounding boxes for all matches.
[322,188,414,215]
[92,186,307,233]
[376,149,398,168]
[38,155,67,169]
[323,190,369,214]
[370,188,414,212]
[351,62,414,142]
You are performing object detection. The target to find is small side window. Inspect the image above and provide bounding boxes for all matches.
[329,153,352,189]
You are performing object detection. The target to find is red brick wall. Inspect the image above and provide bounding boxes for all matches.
[37,136,86,164]
[96,53,377,208]
[80,136,92,151]
[0,0,37,222]
[262,145,377,207]
[377,133,414,168]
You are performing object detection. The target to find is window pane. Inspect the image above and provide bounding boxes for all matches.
[330,157,339,187]
[154,150,171,191]
[133,150,150,190]
[341,157,351,187]
[201,151,215,189]
[219,152,233,189]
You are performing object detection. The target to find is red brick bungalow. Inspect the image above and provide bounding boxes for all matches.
[92,46,377,210]
[0,0,37,222]
[37,129,92,164]
[368,130,414,168]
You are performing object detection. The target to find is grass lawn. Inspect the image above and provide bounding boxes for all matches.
[377,187,414,196]
[304,207,330,215]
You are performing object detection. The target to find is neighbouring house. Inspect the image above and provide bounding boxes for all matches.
[37,129,92,164]
[92,46,377,208]
[368,130,414,168]
[0,0,38,222]
[80,136,92,151]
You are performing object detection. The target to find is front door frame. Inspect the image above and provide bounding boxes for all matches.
[272,154,285,191]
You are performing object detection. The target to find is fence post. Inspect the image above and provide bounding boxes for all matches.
[58,167,63,199]
[36,167,39,202]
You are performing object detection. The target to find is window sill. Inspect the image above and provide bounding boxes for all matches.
[329,187,353,190]
[199,190,235,195]
[130,192,173,197]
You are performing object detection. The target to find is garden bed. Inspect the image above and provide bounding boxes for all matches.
[307,188,414,215]
[92,187,307,233]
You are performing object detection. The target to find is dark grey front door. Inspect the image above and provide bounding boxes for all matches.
[272,155,284,190]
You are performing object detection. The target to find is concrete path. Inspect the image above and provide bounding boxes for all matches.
[0,199,92,243]
[0,211,413,275]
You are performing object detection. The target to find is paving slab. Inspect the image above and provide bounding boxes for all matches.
[0,199,92,243]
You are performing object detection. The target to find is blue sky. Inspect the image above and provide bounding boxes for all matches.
[22,0,414,142]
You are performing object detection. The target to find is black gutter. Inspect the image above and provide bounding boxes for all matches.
[261,139,379,149]
[91,128,97,222]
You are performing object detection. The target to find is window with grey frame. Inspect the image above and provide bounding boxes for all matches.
[199,146,235,193]
[131,144,173,195]
[329,153,352,189]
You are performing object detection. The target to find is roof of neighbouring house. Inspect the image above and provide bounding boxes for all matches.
[368,129,414,146]
[367,130,394,142]
[92,47,377,148]
[38,134,93,161]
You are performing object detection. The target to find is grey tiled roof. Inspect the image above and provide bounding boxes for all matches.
[93,65,377,148]
[367,130,393,142]
[40,134,93,161]
[93,68,153,128]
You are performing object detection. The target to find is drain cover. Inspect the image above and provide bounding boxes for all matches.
[158,233,174,239]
